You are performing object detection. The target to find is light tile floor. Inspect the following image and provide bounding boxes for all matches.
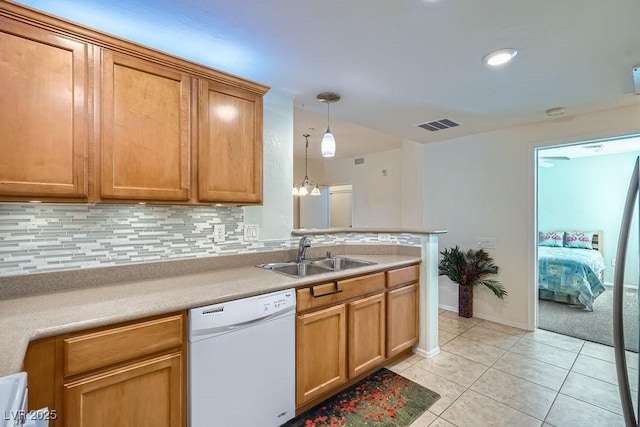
[387,308,638,427]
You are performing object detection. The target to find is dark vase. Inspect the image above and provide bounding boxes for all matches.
[458,285,473,318]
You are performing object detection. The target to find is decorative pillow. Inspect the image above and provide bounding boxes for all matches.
[538,231,564,247]
[565,231,595,249]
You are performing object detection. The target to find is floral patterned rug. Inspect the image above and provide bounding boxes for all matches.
[284,368,440,427]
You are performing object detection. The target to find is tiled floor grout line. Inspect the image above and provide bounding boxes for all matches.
[409,311,631,426]
[461,328,558,425]
[537,340,584,426]
[436,315,582,426]
[433,319,545,425]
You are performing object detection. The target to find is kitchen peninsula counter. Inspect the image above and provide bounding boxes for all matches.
[0,250,423,377]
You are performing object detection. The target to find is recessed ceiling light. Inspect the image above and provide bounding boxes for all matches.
[482,48,518,66]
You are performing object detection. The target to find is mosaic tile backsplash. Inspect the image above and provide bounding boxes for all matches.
[0,203,421,277]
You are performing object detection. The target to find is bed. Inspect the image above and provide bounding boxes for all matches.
[538,229,606,311]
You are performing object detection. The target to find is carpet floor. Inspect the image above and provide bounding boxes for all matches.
[538,285,639,352]
[284,368,440,427]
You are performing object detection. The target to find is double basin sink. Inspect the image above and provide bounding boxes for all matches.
[257,256,376,278]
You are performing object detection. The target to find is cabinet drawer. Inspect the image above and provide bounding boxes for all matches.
[296,272,385,312]
[386,264,419,288]
[63,314,184,377]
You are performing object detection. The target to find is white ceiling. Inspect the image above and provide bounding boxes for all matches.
[17,0,640,159]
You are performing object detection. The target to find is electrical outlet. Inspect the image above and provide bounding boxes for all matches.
[476,237,496,249]
[213,224,225,243]
[378,233,391,242]
[244,224,259,241]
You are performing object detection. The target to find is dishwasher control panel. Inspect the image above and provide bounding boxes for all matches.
[257,290,296,317]
[189,288,296,342]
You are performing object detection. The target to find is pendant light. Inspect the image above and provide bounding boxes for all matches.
[317,92,340,157]
[292,134,321,196]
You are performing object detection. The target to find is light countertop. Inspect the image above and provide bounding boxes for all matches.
[0,253,420,377]
[291,228,447,236]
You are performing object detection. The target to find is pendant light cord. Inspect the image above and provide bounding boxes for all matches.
[304,134,310,182]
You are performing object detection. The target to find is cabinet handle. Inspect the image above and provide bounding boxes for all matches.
[310,283,343,298]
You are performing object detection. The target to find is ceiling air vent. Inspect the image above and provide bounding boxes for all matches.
[417,118,460,132]
[354,157,365,165]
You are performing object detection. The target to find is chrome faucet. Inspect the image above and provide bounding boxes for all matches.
[297,236,311,263]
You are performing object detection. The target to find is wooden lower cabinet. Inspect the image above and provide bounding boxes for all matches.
[348,293,385,378]
[295,265,421,411]
[386,283,419,358]
[63,352,183,427]
[23,312,186,427]
[296,304,347,406]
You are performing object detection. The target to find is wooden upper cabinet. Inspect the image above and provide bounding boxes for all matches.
[198,79,263,204]
[1,2,268,205]
[0,16,88,200]
[100,50,191,202]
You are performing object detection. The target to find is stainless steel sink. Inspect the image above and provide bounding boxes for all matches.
[257,257,376,278]
[310,256,376,271]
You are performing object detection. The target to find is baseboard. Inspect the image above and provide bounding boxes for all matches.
[472,312,530,331]
[604,281,638,290]
[438,304,457,312]
[414,346,440,359]
[437,304,530,331]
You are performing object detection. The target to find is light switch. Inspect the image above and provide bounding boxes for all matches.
[244,224,259,241]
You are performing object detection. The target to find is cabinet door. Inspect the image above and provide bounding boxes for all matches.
[198,79,262,204]
[0,17,88,199]
[296,304,346,406]
[100,50,190,201]
[348,293,386,378]
[386,283,419,358]
[63,352,183,427]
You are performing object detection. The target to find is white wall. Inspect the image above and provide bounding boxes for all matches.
[299,187,329,229]
[292,156,325,228]
[323,150,402,227]
[538,151,640,285]
[424,104,640,330]
[315,142,421,228]
[401,139,426,228]
[321,141,425,228]
[244,90,294,240]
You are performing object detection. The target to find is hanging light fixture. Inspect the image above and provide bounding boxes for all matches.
[292,134,321,196]
[317,92,340,157]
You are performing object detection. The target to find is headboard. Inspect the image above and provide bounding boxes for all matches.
[540,229,604,257]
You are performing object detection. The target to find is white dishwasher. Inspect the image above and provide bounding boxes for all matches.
[188,288,296,427]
